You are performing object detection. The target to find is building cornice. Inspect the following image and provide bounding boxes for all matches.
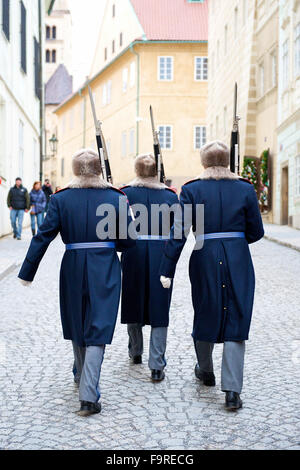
[54,39,208,113]
[277,108,300,134]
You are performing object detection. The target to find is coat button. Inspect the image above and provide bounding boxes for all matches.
[222,284,226,288]
[219,261,223,265]
[224,307,227,310]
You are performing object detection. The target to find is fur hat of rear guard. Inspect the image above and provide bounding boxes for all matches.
[198,141,238,180]
[69,148,111,188]
[130,154,167,189]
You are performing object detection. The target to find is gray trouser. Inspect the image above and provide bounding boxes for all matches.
[195,340,246,394]
[127,324,168,371]
[72,342,105,403]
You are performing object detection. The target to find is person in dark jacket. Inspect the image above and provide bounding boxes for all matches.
[7,177,30,240]
[18,149,136,417]
[42,179,53,213]
[121,154,179,382]
[160,141,264,411]
[30,181,47,236]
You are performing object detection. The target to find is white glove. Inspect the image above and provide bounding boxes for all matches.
[160,276,172,289]
[19,279,32,287]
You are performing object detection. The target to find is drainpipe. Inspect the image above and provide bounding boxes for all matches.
[130,44,140,155]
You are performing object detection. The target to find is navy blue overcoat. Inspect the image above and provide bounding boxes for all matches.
[159,178,264,343]
[18,187,135,347]
[121,185,179,327]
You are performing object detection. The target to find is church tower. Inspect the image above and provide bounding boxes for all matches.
[45,0,73,82]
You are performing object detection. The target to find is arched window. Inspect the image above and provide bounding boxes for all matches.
[52,26,56,39]
[52,50,56,63]
[46,49,50,62]
[46,26,50,39]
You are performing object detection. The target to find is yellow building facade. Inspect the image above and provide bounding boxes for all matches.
[54,0,208,189]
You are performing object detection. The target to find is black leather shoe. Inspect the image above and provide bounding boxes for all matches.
[77,401,102,417]
[225,392,243,411]
[195,364,216,386]
[132,355,142,364]
[151,369,165,382]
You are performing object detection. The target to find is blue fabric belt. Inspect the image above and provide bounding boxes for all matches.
[138,235,169,241]
[196,232,245,241]
[66,242,116,250]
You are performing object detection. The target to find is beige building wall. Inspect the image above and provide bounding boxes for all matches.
[90,0,144,77]
[55,41,208,189]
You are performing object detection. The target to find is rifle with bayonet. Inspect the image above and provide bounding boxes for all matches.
[88,85,113,184]
[150,105,166,184]
[230,83,241,175]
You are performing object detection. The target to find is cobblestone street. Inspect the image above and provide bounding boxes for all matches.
[0,230,299,450]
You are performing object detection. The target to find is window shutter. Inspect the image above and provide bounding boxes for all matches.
[2,0,10,40]
[34,37,40,99]
[20,1,27,73]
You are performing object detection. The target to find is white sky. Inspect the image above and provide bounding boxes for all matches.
[70,0,106,89]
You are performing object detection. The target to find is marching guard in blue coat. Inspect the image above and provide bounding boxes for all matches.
[18,149,135,416]
[160,141,264,410]
[121,154,179,382]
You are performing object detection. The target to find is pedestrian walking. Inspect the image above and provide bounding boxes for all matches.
[7,177,30,240]
[42,179,53,213]
[30,182,47,236]
[121,154,179,382]
[18,149,136,417]
[160,141,264,411]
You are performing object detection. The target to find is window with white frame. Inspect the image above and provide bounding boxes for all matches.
[19,120,24,178]
[223,106,227,135]
[122,68,128,92]
[259,63,265,96]
[295,23,300,77]
[243,0,247,25]
[107,80,112,104]
[224,25,228,55]
[129,128,135,154]
[121,131,127,157]
[102,83,107,105]
[195,57,208,81]
[296,155,300,196]
[158,57,173,81]
[271,51,277,87]
[130,61,135,88]
[234,7,238,39]
[194,126,206,150]
[158,126,172,150]
[283,39,289,88]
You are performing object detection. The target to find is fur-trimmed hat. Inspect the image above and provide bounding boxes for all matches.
[134,154,157,178]
[200,141,230,168]
[72,148,101,176]
[69,148,110,189]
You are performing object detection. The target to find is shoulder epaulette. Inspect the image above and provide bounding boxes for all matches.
[165,187,177,194]
[54,187,70,194]
[183,178,200,187]
[119,185,130,192]
[111,186,126,196]
[239,177,252,185]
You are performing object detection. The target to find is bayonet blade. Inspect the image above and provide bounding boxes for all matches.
[88,85,100,133]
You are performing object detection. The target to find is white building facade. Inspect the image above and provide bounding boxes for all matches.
[0,0,53,237]
[276,0,300,228]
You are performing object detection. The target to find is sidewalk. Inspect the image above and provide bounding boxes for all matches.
[263,223,300,252]
[0,228,32,280]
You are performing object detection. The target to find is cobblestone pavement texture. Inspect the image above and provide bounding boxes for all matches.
[0,230,299,450]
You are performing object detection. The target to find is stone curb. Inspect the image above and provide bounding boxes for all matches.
[264,235,300,253]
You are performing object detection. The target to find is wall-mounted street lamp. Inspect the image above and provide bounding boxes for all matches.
[49,134,58,156]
